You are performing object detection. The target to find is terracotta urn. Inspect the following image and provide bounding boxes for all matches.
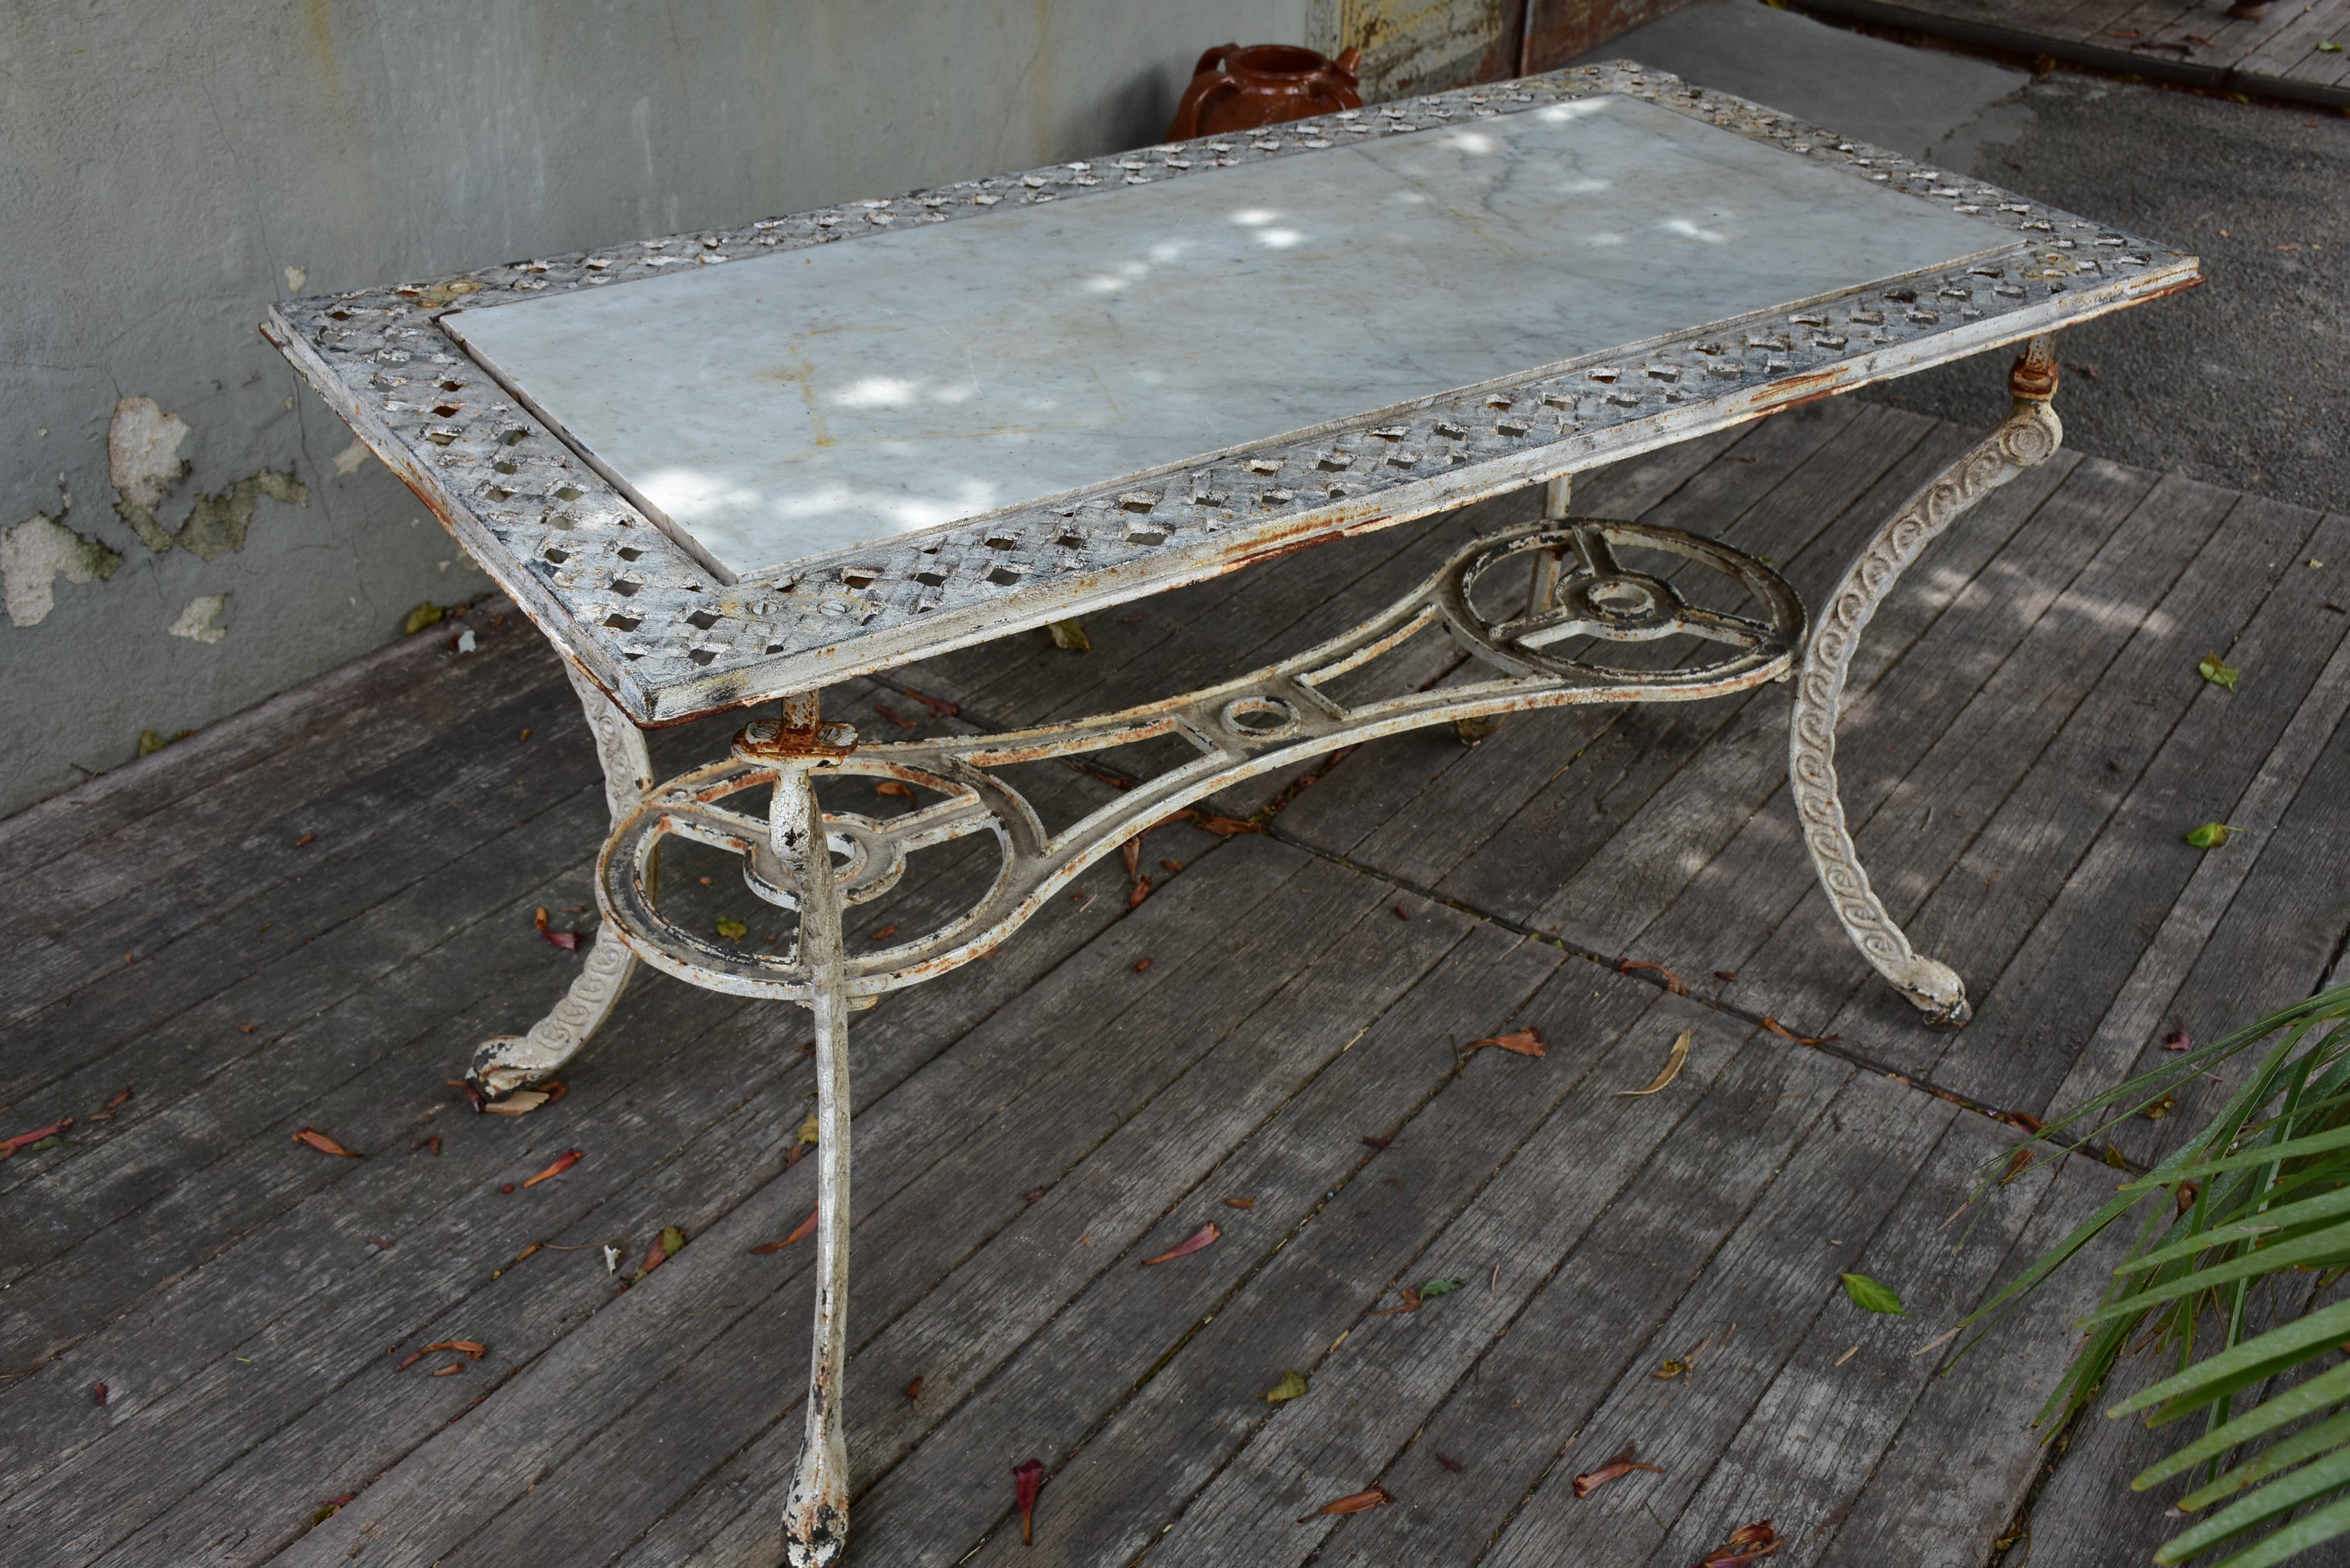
[1165,44,1364,141]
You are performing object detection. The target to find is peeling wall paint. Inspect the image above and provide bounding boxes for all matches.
[2,507,123,628]
[168,593,229,644]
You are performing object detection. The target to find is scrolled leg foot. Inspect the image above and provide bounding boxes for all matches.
[1788,336,2063,1029]
[468,656,654,1098]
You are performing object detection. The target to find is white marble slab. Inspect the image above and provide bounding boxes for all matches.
[445,92,2006,583]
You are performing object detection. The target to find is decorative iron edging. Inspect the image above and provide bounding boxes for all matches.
[262,61,2197,726]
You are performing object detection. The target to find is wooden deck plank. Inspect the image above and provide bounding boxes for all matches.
[1863,501,2349,1112]
[71,831,1142,1568]
[1137,1029,1854,1568]
[1717,477,2293,1064]
[0,600,540,915]
[1518,441,2142,972]
[928,989,1750,1568]
[267,839,1382,1567]
[2,765,1130,1560]
[1621,1126,2100,1568]
[458,870,1483,1568]
[618,919,1565,1567]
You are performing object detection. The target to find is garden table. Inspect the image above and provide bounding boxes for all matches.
[265,61,2197,1566]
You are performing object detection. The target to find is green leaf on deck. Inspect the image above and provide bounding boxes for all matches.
[661,1224,686,1259]
[403,602,446,635]
[1841,1271,1908,1316]
[1048,619,1091,652]
[2184,823,2237,849]
[714,916,749,939]
[1260,1369,1310,1403]
[2197,652,2240,690]
[1419,1278,1466,1300]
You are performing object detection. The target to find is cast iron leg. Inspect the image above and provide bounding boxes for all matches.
[777,695,854,1566]
[1786,334,2063,1028]
[469,657,652,1096]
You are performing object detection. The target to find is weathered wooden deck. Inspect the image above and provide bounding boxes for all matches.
[1794,0,2350,107]
[5,397,2349,1568]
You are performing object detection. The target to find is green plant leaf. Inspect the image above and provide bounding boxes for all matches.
[2164,1489,2350,1568]
[2161,1439,2350,1561]
[1840,1272,1906,1315]
[2133,1361,2350,1489]
[662,1224,686,1258]
[2199,652,2241,690]
[1419,1278,1466,1299]
[1048,618,1091,652]
[2181,1407,2350,1512]
[2084,1219,2350,1322]
[715,916,748,940]
[1260,1369,1309,1403]
[2122,1120,2350,1189]
[2186,822,2238,849]
[2111,1299,2350,1421]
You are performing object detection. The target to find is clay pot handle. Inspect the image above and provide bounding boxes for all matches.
[1167,45,1243,141]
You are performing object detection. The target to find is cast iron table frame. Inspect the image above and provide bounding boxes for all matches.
[264,60,2196,1566]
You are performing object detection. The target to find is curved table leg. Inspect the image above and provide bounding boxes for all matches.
[775,705,855,1566]
[1787,335,2063,1029]
[469,657,654,1096]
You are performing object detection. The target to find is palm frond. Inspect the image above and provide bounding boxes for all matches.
[1951,982,2350,1567]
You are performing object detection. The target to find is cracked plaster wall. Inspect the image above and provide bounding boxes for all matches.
[0,0,1313,818]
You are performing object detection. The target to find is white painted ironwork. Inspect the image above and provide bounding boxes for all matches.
[467,657,652,1096]
[261,62,2196,730]
[593,517,1801,1003]
[1787,334,2065,1027]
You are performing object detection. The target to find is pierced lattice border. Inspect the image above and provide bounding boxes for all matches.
[264,60,2198,724]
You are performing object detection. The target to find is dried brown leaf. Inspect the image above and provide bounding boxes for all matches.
[1371,1286,1423,1316]
[483,1090,550,1116]
[1140,1221,1220,1266]
[902,686,958,717]
[1618,958,1688,995]
[1188,813,1261,836]
[1433,1450,1464,1473]
[1129,877,1151,909]
[1224,1196,1255,1209]
[1298,1485,1393,1522]
[873,780,915,799]
[293,1126,361,1158]
[1698,1519,1781,1567]
[90,1086,133,1122]
[1460,1028,1546,1063]
[1617,1030,1693,1097]
[904,1376,924,1399]
[1757,1014,1836,1046]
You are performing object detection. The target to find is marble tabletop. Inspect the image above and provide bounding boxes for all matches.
[444,92,2002,585]
[267,63,2196,722]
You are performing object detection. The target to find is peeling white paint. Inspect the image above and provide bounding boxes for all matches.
[108,397,192,515]
[332,439,372,476]
[3,511,123,627]
[168,593,229,644]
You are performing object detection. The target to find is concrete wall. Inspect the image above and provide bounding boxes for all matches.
[0,0,1319,817]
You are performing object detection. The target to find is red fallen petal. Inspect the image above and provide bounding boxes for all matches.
[1572,1444,1664,1497]
[1299,1485,1393,1522]
[520,1149,582,1188]
[1,1116,73,1158]
[752,1207,823,1252]
[1140,1221,1220,1266]
[1014,1457,1044,1544]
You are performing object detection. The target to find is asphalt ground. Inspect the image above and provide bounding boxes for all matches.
[1583,1,2349,514]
